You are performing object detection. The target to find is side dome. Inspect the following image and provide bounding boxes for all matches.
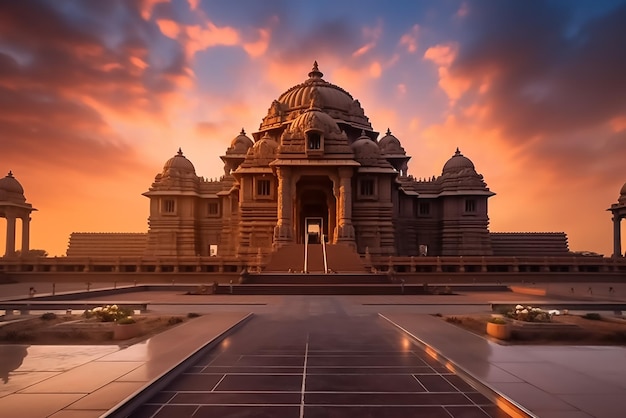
[619,181,626,204]
[227,128,253,155]
[163,148,196,176]
[252,133,279,159]
[351,132,381,163]
[442,148,475,174]
[378,128,406,155]
[0,171,26,203]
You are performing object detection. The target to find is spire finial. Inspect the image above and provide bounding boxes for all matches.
[386,128,391,136]
[240,128,246,135]
[177,147,183,156]
[308,61,324,78]
[7,170,13,178]
[454,147,461,156]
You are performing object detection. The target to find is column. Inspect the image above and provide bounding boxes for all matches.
[5,214,16,257]
[21,216,30,254]
[336,167,355,244]
[273,167,292,246]
[613,214,622,258]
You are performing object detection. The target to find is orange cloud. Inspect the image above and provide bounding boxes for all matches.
[243,28,271,58]
[423,43,471,103]
[399,24,419,53]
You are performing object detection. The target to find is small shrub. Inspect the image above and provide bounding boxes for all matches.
[583,313,602,321]
[168,316,183,325]
[40,312,57,320]
[84,305,133,322]
[187,312,200,318]
[488,317,507,324]
[445,316,462,324]
[117,316,136,325]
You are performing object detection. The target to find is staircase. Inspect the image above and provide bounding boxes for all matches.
[263,244,366,273]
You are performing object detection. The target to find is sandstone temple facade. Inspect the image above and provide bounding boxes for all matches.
[142,62,500,261]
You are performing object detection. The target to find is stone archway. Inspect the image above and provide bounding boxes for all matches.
[295,176,335,244]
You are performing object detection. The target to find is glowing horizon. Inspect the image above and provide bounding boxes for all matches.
[1,0,625,257]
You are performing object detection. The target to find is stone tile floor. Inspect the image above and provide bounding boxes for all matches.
[131,314,510,418]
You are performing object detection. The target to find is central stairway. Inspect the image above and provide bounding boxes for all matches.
[263,244,366,273]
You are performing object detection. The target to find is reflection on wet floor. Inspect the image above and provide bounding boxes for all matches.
[132,313,509,418]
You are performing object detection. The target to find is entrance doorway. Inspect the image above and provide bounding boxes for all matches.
[296,176,335,244]
[305,217,323,244]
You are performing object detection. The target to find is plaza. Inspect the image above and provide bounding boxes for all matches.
[2,280,626,417]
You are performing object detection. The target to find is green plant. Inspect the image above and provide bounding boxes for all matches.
[40,312,57,320]
[583,313,602,320]
[488,317,507,324]
[168,316,184,325]
[506,305,556,323]
[445,316,462,324]
[84,305,134,322]
[117,316,136,325]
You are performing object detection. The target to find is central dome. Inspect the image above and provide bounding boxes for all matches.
[260,62,372,132]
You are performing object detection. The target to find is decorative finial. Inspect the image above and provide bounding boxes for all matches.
[7,170,13,178]
[240,128,246,135]
[454,147,461,156]
[386,128,391,136]
[177,147,183,156]
[308,61,324,78]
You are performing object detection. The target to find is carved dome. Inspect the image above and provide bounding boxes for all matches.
[619,182,626,204]
[442,148,475,175]
[378,128,406,155]
[163,148,196,176]
[251,133,279,159]
[289,107,342,138]
[227,129,253,155]
[0,171,26,203]
[351,132,381,163]
[260,62,371,131]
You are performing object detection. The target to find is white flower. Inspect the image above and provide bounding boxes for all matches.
[521,309,528,314]
[515,304,524,310]
[93,307,102,312]
[549,310,560,315]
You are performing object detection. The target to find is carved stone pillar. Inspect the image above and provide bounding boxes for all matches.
[273,167,293,247]
[613,215,622,258]
[5,214,16,257]
[21,216,30,254]
[335,167,355,246]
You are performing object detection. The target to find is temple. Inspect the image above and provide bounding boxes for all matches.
[142,62,498,262]
[4,63,626,277]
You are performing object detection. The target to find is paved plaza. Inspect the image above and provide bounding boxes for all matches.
[1,282,626,417]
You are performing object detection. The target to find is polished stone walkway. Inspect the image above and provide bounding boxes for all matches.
[131,313,509,418]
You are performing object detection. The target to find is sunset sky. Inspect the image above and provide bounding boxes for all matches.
[1,0,625,257]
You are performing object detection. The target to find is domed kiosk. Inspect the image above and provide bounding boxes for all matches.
[0,171,36,257]
[608,182,626,258]
[141,62,498,264]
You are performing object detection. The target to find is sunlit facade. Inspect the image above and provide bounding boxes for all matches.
[143,63,495,260]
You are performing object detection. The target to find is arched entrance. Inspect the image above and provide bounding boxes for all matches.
[295,176,335,244]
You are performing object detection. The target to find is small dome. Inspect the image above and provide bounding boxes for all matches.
[378,128,406,155]
[0,171,24,195]
[619,181,626,204]
[290,107,341,137]
[163,148,196,175]
[442,148,475,174]
[228,128,253,154]
[252,133,279,159]
[351,132,381,161]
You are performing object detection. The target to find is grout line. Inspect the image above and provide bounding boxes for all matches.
[299,334,309,418]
